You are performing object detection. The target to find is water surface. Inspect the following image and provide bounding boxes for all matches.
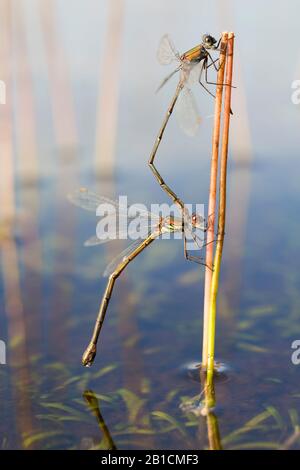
[1,0,300,450]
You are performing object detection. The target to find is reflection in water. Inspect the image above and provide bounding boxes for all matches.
[202,376,222,450]
[1,238,35,448]
[206,411,222,450]
[280,429,300,450]
[117,279,156,449]
[83,390,117,450]
[83,370,223,450]
[180,370,222,450]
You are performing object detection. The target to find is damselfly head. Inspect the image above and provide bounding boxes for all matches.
[202,34,217,49]
[191,213,206,231]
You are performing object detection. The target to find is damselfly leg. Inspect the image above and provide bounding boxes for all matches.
[148,82,185,209]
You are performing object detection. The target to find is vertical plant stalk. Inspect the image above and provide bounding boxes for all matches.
[207,411,222,450]
[207,33,235,381]
[202,32,228,367]
[200,372,222,449]
[83,390,117,450]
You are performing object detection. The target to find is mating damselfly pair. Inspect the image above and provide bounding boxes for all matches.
[70,33,229,366]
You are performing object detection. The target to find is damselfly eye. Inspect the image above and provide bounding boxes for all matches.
[203,34,217,46]
[190,213,206,231]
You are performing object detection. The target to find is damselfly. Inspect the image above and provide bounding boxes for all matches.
[69,188,207,366]
[148,34,229,210]
[156,33,223,136]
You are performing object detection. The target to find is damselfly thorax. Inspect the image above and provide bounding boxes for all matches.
[181,43,209,63]
[159,215,183,233]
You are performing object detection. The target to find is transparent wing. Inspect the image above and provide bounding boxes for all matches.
[184,226,205,251]
[68,188,158,221]
[176,87,201,136]
[128,205,158,221]
[68,188,119,213]
[156,66,180,92]
[103,237,150,278]
[84,235,109,247]
[185,61,202,87]
[84,217,154,247]
[157,34,180,65]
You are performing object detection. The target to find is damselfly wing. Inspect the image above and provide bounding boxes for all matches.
[156,35,204,136]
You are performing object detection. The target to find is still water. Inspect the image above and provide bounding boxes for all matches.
[1,0,300,450]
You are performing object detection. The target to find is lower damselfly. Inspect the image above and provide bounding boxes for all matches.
[69,188,207,366]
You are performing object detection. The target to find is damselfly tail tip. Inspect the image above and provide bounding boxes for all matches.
[82,343,97,367]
